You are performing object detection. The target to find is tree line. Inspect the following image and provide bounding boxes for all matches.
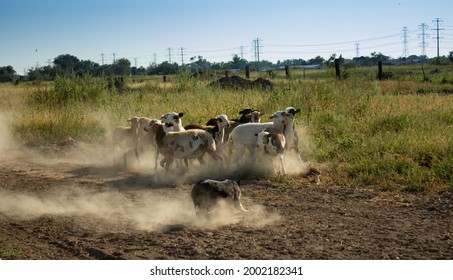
[1,51,452,83]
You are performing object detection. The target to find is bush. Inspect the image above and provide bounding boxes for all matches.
[32,75,111,106]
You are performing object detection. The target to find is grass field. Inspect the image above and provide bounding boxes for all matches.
[1,64,452,192]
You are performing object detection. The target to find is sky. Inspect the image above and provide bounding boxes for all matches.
[1,0,452,73]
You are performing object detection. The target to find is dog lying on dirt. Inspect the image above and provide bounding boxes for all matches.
[191,179,247,215]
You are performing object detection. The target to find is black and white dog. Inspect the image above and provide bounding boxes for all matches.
[191,179,247,215]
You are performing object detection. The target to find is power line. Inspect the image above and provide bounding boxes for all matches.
[267,33,402,47]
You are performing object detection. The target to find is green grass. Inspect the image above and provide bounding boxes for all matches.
[1,65,452,192]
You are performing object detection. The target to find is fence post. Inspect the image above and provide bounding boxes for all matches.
[335,59,341,79]
[163,75,167,83]
[245,65,250,79]
[285,65,291,78]
[225,70,230,78]
[378,61,383,80]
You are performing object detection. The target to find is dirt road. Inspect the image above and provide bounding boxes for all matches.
[0,143,452,260]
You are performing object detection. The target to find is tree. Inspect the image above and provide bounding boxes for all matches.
[0,65,16,82]
[113,58,131,76]
[449,51,453,63]
[74,60,100,76]
[188,56,211,72]
[53,54,80,75]
[231,55,248,69]
[148,61,179,75]
[307,56,325,65]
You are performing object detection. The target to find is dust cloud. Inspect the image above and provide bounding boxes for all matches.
[0,114,315,233]
[0,185,280,232]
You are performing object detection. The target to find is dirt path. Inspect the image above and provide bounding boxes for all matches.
[0,145,452,260]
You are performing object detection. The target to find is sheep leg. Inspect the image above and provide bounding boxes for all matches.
[134,147,140,164]
[197,157,205,165]
[154,150,159,170]
[123,151,128,167]
[278,154,287,174]
[208,151,223,162]
[164,158,174,172]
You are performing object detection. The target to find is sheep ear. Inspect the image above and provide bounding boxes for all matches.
[260,112,265,116]
[295,108,301,114]
[217,117,222,123]
[236,180,241,186]
[178,112,184,118]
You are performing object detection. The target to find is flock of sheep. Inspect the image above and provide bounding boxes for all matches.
[112,106,304,214]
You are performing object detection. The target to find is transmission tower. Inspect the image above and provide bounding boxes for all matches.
[167,48,172,63]
[252,38,262,62]
[418,23,429,57]
[432,18,444,58]
[355,43,360,57]
[240,46,245,59]
[179,47,186,65]
[100,53,105,65]
[401,27,409,58]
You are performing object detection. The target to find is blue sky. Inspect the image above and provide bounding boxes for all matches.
[1,0,452,73]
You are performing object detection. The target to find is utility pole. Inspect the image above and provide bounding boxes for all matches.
[401,26,409,58]
[153,53,157,65]
[432,18,444,59]
[100,53,105,65]
[134,57,137,68]
[252,38,262,62]
[418,23,429,57]
[355,43,360,57]
[112,53,117,63]
[167,48,172,63]
[180,47,186,65]
[240,46,244,59]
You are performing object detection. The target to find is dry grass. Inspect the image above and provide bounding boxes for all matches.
[1,66,452,191]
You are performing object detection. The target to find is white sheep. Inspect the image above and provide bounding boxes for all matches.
[112,116,140,167]
[254,128,287,174]
[186,114,231,145]
[284,106,303,164]
[146,121,222,171]
[222,110,291,166]
[142,118,162,169]
[137,117,152,154]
